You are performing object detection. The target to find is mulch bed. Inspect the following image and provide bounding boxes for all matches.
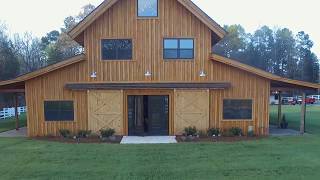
[32,136,123,144]
[31,135,265,144]
[176,135,265,143]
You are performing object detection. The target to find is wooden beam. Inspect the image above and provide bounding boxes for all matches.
[14,93,19,131]
[300,92,306,134]
[66,82,232,91]
[278,91,282,128]
[0,89,25,93]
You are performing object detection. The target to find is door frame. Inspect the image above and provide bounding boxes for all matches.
[123,89,174,136]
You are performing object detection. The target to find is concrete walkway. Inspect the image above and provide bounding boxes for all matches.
[0,127,27,137]
[121,136,177,144]
[269,125,301,136]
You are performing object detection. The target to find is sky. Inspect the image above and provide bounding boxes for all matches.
[0,0,319,56]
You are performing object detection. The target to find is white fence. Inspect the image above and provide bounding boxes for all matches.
[0,106,27,120]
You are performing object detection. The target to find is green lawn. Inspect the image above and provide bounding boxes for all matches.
[270,105,320,134]
[0,113,27,132]
[0,107,320,180]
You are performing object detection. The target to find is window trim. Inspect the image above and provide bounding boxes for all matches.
[43,100,76,122]
[163,38,195,60]
[221,98,254,121]
[137,0,159,18]
[101,38,133,61]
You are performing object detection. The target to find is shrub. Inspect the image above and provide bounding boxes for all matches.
[77,130,92,138]
[100,128,116,138]
[229,127,243,136]
[59,129,71,138]
[183,126,197,136]
[207,128,220,137]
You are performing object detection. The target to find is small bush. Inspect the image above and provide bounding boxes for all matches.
[100,128,116,138]
[77,130,92,138]
[183,126,198,136]
[207,128,220,137]
[229,127,243,136]
[59,129,71,138]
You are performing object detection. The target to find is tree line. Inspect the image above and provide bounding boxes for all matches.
[0,4,95,108]
[0,4,96,81]
[214,25,319,83]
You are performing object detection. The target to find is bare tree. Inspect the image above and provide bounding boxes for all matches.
[13,32,46,73]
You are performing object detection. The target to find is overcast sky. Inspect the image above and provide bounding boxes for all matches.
[0,0,319,56]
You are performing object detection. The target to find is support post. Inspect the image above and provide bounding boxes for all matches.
[277,91,282,128]
[300,92,306,134]
[14,93,19,131]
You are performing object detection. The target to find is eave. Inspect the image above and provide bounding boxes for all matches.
[0,54,86,91]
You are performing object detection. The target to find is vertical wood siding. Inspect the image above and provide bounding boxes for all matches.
[25,0,270,136]
[84,0,211,82]
[25,62,88,137]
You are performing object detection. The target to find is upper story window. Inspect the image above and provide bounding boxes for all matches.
[137,0,158,17]
[44,101,74,121]
[101,39,132,60]
[163,38,194,59]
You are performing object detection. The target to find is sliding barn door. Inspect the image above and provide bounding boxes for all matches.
[88,90,123,134]
[174,90,210,134]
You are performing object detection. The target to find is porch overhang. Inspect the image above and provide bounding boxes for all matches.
[0,81,25,93]
[211,54,320,91]
[270,80,318,92]
[65,82,232,91]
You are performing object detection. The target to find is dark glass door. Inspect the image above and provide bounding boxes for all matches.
[128,95,169,136]
[147,96,169,135]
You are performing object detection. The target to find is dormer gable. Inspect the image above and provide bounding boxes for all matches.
[68,0,227,46]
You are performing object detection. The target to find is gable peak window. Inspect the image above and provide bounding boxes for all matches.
[101,39,132,60]
[137,0,158,17]
[163,38,194,59]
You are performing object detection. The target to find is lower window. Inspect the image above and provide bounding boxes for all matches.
[223,99,252,120]
[44,101,74,121]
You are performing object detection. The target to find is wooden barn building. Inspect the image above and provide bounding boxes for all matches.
[0,0,319,137]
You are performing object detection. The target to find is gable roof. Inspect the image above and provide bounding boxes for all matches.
[0,54,85,88]
[68,0,227,42]
[211,54,320,90]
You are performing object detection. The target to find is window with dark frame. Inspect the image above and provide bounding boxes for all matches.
[163,38,194,59]
[101,39,132,60]
[137,0,158,17]
[44,101,74,121]
[223,99,253,120]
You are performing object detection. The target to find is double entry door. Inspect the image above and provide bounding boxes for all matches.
[128,95,169,136]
